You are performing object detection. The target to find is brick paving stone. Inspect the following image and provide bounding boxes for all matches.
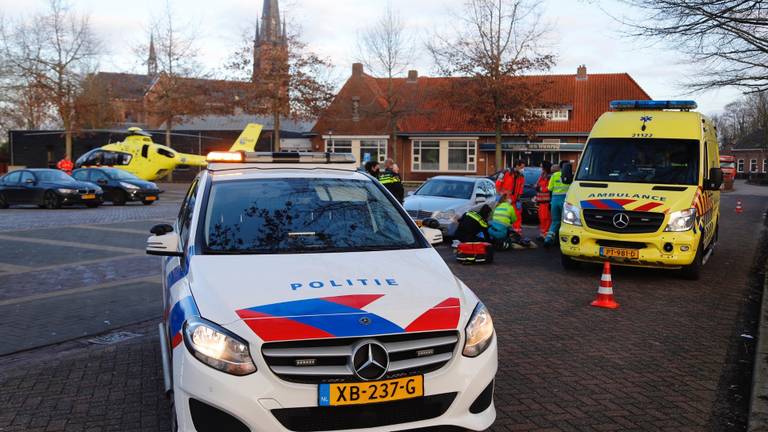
[0,191,765,431]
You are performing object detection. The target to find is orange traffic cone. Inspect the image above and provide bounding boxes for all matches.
[735,200,743,214]
[591,262,619,309]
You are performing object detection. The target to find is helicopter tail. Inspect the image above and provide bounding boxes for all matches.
[228,123,263,152]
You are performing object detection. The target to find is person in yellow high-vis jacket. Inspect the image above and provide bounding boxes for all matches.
[544,161,571,246]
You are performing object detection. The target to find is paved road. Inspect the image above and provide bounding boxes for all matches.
[0,182,766,431]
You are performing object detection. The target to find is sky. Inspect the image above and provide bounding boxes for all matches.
[0,0,744,115]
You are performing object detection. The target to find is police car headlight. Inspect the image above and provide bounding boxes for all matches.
[183,318,256,376]
[665,208,696,232]
[120,182,139,189]
[57,188,77,194]
[463,302,494,357]
[433,209,457,222]
[562,202,582,226]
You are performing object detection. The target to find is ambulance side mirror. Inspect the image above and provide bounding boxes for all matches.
[146,224,183,257]
[704,167,723,191]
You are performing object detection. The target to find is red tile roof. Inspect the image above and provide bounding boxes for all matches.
[313,71,651,136]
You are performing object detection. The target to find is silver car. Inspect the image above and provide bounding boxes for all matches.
[404,176,498,237]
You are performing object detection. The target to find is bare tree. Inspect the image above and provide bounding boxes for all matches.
[357,4,415,164]
[143,1,209,148]
[427,0,555,169]
[713,91,768,147]
[227,27,335,152]
[0,0,100,159]
[74,73,118,130]
[615,0,768,93]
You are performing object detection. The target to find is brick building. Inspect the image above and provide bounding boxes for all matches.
[311,64,651,181]
[721,129,768,178]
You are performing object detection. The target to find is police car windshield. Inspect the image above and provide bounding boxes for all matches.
[203,178,422,254]
[415,179,474,199]
[576,138,699,185]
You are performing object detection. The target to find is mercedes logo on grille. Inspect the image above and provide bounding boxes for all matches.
[352,341,389,381]
[612,212,630,229]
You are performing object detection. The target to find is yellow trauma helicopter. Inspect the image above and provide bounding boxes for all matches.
[73,124,263,181]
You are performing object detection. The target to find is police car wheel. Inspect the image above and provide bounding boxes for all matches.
[560,254,580,270]
[0,192,8,209]
[169,391,179,432]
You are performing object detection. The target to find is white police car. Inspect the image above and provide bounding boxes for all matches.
[147,151,497,432]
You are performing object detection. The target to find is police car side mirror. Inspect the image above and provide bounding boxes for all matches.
[420,227,443,245]
[146,224,182,257]
[704,167,723,191]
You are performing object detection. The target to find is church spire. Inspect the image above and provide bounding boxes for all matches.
[259,0,282,44]
[147,33,158,76]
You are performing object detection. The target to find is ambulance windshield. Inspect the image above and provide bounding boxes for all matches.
[576,138,699,185]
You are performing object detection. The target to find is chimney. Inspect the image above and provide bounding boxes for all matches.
[576,64,587,81]
[352,63,364,77]
[407,70,418,83]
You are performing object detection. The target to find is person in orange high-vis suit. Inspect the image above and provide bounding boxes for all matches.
[56,158,74,175]
[535,161,552,240]
[495,168,511,196]
[508,160,526,234]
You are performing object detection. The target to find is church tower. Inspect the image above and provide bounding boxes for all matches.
[253,0,288,82]
[147,34,158,76]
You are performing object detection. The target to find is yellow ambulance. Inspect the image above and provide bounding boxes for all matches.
[559,100,723,279]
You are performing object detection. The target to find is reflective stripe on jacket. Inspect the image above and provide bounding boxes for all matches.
[536,174,550,202]
[548,171,569,195]
[379,172,401,185]
[491,202,516,227]
[466,211,489,228]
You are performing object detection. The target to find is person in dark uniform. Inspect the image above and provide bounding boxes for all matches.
[379,159,404,203]
[364,161,380,179]
[455,205,492,243]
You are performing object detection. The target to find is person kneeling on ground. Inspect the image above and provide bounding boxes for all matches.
[455,205,492,243]
[489,195,533,250]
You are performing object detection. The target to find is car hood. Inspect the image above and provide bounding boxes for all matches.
[403,195,468,213]
[573,183,698,213]
[120,179,158,190]
[188,248,468,342]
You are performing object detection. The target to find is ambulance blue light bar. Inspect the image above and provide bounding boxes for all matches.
[609,100,698,111]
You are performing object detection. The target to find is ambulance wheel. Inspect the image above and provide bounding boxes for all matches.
[0,192,8,209]
[561,254,580,270]
[680,240,703,280]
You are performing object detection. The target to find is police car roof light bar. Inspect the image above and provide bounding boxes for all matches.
[242,152,357,164]
[610,100,698,111]
[207,151,245,162]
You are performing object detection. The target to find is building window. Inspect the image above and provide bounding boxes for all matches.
[738,159,744,173]
[448,140,476,172]
[412,140,440,171]
[764,159,768,173]
[326,139,352,153]
[412,139,478,172]
[360,139,387,163]
[750,159,758,172]
[533,109,569,121]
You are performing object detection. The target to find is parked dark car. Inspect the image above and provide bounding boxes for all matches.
[489,167,543,223]
[0,169,103,209]
[72,167,162,206]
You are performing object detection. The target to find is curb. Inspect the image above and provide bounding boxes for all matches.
[749,254,768,431]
